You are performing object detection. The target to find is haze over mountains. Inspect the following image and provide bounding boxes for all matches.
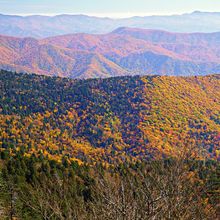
[0,7,219,218]
[1,27,220,78]
[1,11,220,38]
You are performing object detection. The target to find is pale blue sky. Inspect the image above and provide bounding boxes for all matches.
[1,0,220,17]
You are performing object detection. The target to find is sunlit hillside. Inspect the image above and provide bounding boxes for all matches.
[0,70,220,164]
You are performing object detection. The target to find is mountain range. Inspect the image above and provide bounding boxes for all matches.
[1,11,220,38]
[1,27,220,78]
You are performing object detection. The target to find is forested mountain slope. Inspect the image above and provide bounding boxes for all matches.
[2,28,220,77]
[0,70,220,164]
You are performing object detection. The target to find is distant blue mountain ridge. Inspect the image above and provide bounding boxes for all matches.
[1,11,220,38]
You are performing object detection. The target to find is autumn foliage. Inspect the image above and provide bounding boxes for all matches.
[0,70,220,164]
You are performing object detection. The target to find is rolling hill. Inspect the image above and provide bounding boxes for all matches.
[1,11,220,38]
[1,28,220,78]
[0,70,220,164]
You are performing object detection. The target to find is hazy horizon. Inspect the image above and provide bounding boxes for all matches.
[1,10,219,19]
[1,0,220,18]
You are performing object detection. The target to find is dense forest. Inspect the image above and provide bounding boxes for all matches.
[0,153,219,219]
[0,70,219,218]
[0,70,220,164]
